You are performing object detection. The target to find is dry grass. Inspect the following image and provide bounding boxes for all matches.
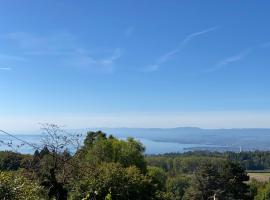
[248,172,270,183]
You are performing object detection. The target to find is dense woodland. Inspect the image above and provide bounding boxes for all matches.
[1,125,270,199]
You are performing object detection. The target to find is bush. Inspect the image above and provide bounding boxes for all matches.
[0,171,42,200]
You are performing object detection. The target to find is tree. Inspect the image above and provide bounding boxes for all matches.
[71,162,166,200]
[78,131,147,172]
[147,166,167,190]
[219,161,250,199]
[166,175,190,200]
[184,162,221,200]
[0,171,42,200]
[252,181,270,200]
[0,151,25,171]
[28,124,81,200]
[71,131,173,199]
[184,161,251,200]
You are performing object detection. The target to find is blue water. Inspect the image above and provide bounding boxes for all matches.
[0,134,223,155]
[136,138,224,154]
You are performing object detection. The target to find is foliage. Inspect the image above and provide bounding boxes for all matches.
[251,180,270,200]
[147,166,167,190]
[148,151,270,171]
[166,175,190,200]
[0,127,265,199]
[183,162,221,199]
[184,161,250,200]
[71,162,161,200]
[0,151,29,171]
[0,171,42,200]
[78,131,147,172]
[27,124,80,200]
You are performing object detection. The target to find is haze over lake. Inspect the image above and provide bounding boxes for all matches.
[2,127,270,154]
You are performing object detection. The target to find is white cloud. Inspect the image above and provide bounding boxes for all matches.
[206,49,251,72]
[180,26,220,46]
[0,67,12,71]
[143,64,160,72]
[145,26,220,72]
[0,32,123,72]
[2,32,77,51]
[65,48,123,72]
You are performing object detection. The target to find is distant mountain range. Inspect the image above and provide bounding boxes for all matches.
[9,127,270,152]
[89,127,270,152]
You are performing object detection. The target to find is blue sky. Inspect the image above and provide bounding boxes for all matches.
[1,1,270,131]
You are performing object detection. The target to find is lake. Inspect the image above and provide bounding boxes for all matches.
[0,134,224,154]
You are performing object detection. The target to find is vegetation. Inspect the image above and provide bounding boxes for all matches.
[0,171,42,200]
[1,125,270,199]
[248,172,270,183]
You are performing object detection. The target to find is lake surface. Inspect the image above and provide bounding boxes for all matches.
[0,134,224,154]
[136,138,225,154]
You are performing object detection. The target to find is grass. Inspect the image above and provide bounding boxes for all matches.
[248,172,270,183]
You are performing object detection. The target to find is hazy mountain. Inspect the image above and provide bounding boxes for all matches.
[8,127,270,152]
[90,127,270,151]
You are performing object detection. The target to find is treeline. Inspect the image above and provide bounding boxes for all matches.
[146,151,270,172]
[3,150,270,175]
[0,125,270,199]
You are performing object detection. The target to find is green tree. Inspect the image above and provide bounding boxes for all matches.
[0,151,24,171]
[71,162,160,200]
[28,124,81,200]
[147,166,167,190]
[184,161,251,200]
[184,162,221,200]
[0,171,42,200]
[219,161,250,199]
[166,175,190,200]
[254,181,270,200]
[78,131,146,172]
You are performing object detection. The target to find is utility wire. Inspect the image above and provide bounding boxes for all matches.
[0,129,40,150]
[0,129,99,200]
[0,129,92,173]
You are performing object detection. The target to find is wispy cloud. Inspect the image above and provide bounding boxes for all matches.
[260,41,270,48]
[64,48,123,72]
[0,53,25,72]
[100,48,122,66]
[0,53,26,62]
[0,32,123,73]
[144,26,220,72]
[204,40,270,73]
[180,26,219,46]
[4,32,46,49]
[0,67,12,71]
[125,26,135,38]
[2,32,76,51]
[206,49,252,73]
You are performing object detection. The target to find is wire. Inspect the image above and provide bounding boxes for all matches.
[0,129,91,173]
[0,129,102,200]
[0,129,40,150]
